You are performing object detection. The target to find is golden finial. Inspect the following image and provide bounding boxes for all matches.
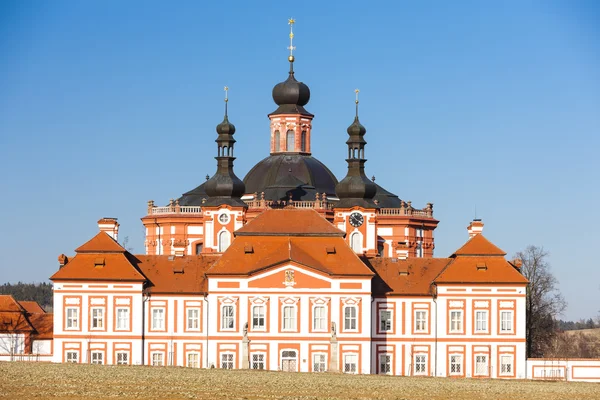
[355,89,360,117]
[288,18,296,62]
[224,86,229,102]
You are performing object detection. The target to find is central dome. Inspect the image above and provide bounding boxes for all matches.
[270,68,313,116]
[243,154,338,201]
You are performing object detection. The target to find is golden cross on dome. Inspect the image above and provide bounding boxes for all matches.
[355,89,360,104]
[288,18,296,59]
[224,86,229,102]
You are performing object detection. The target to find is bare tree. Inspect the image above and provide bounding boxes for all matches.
[516,245,566,358]
[0,314,29,360]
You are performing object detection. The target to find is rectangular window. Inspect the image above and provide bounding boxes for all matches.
[344,306,357,331]
[151,352,164,366]
[415,310,427,332]
[66,307,79,329]
[91,307,104,329]
[450,355,462,375]
[379,354,392,375]
[66,351,78,363]
[221,353,234,369]
[252,305,265,330]
[414,354,427,375]
[500,311,513,333]
[379,310,392,332]
[475,355,488,375]
[116,308,129,330]
[475,311,488,333]
[251,353,265,370]
[116,352,129,365]
[343,354,358,374]
[151,308,165,330]
[187,352,200,368]
[221,305,235,330]
[187,308,200,330]
[450,310,462,333]
[91,351,103,365]
[313,306,327,331]
[313,353,327,372]
[500,355,513,376]
[282,305,296,331]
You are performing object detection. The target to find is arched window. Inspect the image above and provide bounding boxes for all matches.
[218,230,231,252]
[301,130,307,152]
[286,130,295,152]
[350,232,361,253]
[274,131,280,152]
[195,242,203,255]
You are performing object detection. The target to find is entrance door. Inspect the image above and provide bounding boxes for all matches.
[281,350,297,372]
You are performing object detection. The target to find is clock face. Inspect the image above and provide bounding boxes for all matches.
[349,212,364,227]
[218,213,230,224]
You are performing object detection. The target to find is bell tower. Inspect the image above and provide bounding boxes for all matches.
[269,19,314,155]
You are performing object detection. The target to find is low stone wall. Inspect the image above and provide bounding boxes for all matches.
[527,358,600,382]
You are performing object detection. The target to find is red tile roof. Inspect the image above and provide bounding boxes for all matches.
[208,236,373,277]
[434,256,528,284]
[368,258,450,296]
[452,234,506,256]
[235,208,345,237]
[28,313,53,340]
[18,301,45,314]
[50,253,146,282]
[75,231,126,253]
[0,295,24,312]
[135,255,218,294]
[0,296,34,332]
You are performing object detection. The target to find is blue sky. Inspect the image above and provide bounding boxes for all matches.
[0,1,598,320]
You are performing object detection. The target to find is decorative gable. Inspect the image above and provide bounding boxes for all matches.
[248,265,332,289]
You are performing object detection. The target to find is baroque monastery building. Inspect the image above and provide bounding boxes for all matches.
[50,22,528,378]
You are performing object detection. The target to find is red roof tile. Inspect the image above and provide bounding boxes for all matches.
[0,295,24,312]
[50,253,146,282]
[75,231,126,253]
[19,301,45,314]
[368,258,450,296]
[452,234,506,256]
[29,313,53,340]
[208,236,373,277]
[434,256,528,284]
[135,255,218,294]
[235,208,345,236]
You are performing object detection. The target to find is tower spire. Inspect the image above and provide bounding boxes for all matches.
[224,85,229,116]
[355,88,360,118]
[288,18,296,72]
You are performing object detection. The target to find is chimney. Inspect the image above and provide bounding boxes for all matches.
[98,218,119,241]
[467,219,484,238]
[58,254,68,268]
[512,258,523,269]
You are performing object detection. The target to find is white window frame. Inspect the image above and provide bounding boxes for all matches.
[116,351,129,365]
[252,305,265,330]
[500,310,513,333]
[312,305,327,331]
[414,354,427,375]
[286,129,295,152]
[449,310,463,333]
[187,352,200,368]
[151,352,164,366]
[343,305,358,331]
[449,354,462,375]
[90,351,104,365]
[500,354,513,376]
[218,230,231,252]
[414,310,427,332]
[66,351,78,363]
[343,353,358,374]
[187,308,200,331]
[379,353,392,375]
[312,353,327,372]
[116,307,129,331]
[221,305,235,330]
[251,352,266,370]
[151,308,165,330]
[475,310,488,333]
[91,307,104,330]
[66,307,79,330]
[379,309,392,332]
[474,354,489,376]
[350,231,362,252]
[282,305,297,331]
[221,352,235,369]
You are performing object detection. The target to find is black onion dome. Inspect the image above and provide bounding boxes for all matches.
[243,154,338,201]
[347,116,366,138]
[204,168,245,200]
[216,115,235,138]
[271,71,313,116]
[335,173,377,207]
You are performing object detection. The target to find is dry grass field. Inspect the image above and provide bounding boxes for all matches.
[0,362,598,400]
